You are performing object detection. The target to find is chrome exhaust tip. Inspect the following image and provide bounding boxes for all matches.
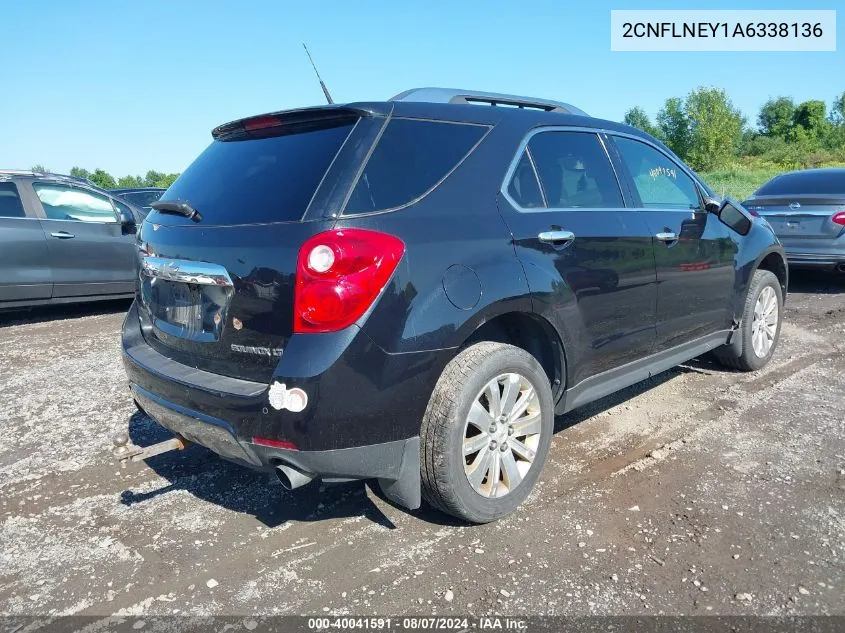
[275,464,315,490]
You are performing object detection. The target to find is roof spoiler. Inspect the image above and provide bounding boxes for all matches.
[212,106,377,140]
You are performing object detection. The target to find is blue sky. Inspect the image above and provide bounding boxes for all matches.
[1,0,841,176]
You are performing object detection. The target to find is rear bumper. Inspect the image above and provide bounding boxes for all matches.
[121,300,441,509]
[784,252,845,269]
[780,239,845,269]
[131,383,421,508]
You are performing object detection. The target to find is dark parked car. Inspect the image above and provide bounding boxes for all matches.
[742,168,845,272]
[120,88,787,523]
[110,187,165,213]
[0,171,140,308]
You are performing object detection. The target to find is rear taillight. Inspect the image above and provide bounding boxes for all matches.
[832,211,845,226]
[294,229,405,333]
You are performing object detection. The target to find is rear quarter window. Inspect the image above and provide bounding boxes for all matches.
[344,119,488,214]
[0,182,26,218]
[756,171,845,196]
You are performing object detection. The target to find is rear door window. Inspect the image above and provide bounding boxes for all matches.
[344,119,488,214]
[613,137,701,210]
[526,131,624,209]
[33,183,118,223]
[158,119,356,225]
[0,182,26,218]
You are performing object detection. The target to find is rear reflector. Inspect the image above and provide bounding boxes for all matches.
[832,211,845,226]
[252,437,298,450]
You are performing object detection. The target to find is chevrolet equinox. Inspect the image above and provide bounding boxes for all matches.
[121,88,787,523]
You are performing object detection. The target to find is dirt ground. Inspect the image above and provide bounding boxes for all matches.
[1,270,843,618]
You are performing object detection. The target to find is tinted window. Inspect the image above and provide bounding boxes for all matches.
[113,198,140,222]
[756,170,845,196]
[614,137,700,209]
[507,152,544,208]
[345,119,487,214]
[160,120,355,225]
[0,182,26,218]
[526,132,623,208]
[33,184,118,223]
[121,190,163,208]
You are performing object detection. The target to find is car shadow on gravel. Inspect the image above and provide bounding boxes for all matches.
[0,298,132,328]
[116,348,751,529]
[788,268,845,294]
[120,411,399,530]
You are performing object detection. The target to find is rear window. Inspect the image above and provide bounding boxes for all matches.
[157,119,355,225]
[344,119,488,214]
[0,182,26,218]
[121,190,163,208]
[756,170,845,196]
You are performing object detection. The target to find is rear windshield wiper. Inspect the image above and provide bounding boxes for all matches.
[151,200,202,223]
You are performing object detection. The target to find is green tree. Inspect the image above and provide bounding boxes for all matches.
[31,164,49,173]
[69,166,91,180]
[791,100,829,142]
[143,170,166,188]
[831,91,845,125]
[89,168,117,189]
[656,97,692,159]
[684,87,745,171]
[623,107,658,137]
[758,97,794,138]
[154,173,179,188]
[117,175,143,188]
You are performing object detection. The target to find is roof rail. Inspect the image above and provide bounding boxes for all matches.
[390,87,588,116]
[0,170,97,187]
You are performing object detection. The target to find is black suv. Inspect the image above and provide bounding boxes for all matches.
[121,88,787,523]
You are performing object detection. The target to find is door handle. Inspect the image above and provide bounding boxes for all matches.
[655,232,678,243]
[50,231,75,239]
[538,230,575,245]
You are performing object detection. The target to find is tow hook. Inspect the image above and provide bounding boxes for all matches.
[111,432,187,468]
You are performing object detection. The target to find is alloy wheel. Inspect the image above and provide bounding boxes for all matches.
[751,285,778,358]
[462,373,543,498]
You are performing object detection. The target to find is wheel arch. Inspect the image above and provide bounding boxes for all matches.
[755,249,788,301]
[450,310,567,404]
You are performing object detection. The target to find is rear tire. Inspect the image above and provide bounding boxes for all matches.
[712,269,783,372]
[420,342,554,523]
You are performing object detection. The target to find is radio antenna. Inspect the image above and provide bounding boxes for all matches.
[302,43,334,104]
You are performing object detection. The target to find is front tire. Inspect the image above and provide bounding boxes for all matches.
[420,342,554,523]
[712,269,783,371]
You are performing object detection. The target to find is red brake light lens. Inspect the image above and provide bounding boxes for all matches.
[294,229,405,333]
[832,211,845,226]
[244,115,282,132]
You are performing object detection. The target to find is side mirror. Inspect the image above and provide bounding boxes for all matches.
[118,208,137,234]
[703,196,721,214]
[717,197,752,236]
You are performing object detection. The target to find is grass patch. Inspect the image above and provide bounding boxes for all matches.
[700,161,845,201]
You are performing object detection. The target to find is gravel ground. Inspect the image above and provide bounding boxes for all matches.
[0,270,843,617]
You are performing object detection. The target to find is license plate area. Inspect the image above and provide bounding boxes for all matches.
[140,278,233,342]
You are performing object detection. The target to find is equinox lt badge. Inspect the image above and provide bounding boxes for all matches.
[230,344,282,357]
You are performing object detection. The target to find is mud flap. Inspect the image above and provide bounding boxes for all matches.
[378,436,421,510]
[726,319,744,357]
